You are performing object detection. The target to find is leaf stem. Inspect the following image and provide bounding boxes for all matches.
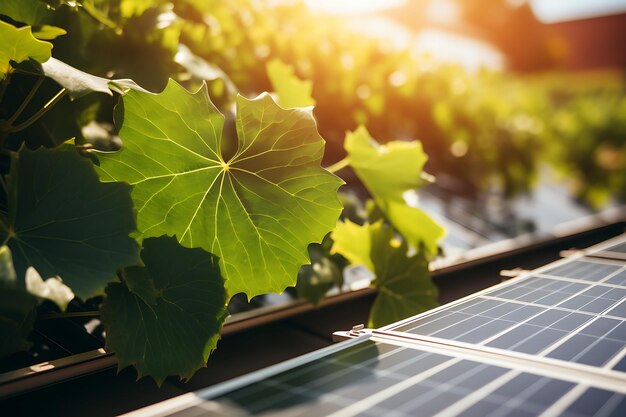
[11,88,67,133]
[38,311,101,320]
[326,157,350,173]
[7,77,45,126]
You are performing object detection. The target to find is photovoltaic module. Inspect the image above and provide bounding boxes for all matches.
[124,233,626,417]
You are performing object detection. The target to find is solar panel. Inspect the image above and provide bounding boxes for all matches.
[385,255,626,373]
[124,234,626,417]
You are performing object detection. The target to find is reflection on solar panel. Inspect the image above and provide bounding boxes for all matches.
[124,234,626,417]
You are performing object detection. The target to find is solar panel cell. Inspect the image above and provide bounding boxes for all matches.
[561,388,626,417]
[542,261,622,282]
[606,300,626,318]
[607,243,626,254]
[606,271,626,286]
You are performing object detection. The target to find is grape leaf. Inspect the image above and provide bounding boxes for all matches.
[0,245,37,357]
[13,57,148,99]
[25,267,75,310]
[331,220,438,327]
[0,0,66,40]
[330,219,374,271]
[345,126,444,256]
[0,0,51,26]
[101,236,228,385]
[0,20,52,79]
[266,59,316,109]
[95,80,343,298]
[31,25,67,40]
[41,57,113,98]
[0,145,140,299]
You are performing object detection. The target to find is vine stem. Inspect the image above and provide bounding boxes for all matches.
[326,157,350,173]
[38,311,101,320]
[7,76,45,125]
[11,88,67,133]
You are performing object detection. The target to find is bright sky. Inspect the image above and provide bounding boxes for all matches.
[305,0,626,23]
[530,0,626,23]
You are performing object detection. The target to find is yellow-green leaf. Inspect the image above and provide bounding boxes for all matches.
[345,126,444,256]
[0,20,52,79]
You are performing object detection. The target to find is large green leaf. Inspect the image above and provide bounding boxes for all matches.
[331,220,438,327]
[0,0,51,26]
[345,126,444,256]
[95,80,343,297]
[0,0,66,40]
[0,145,140,299]
[266,59,316,109]
[101,236,228,385]
[0,20,52,79]
[0,245,37,357]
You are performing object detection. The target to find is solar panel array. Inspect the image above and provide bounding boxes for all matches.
[125,234,626,417]
[386,256,626,373]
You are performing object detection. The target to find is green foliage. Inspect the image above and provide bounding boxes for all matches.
[95,81,343,298]
[332,220,438,327]
[266,58,315,109]
[345,126,444,256]
[0,0,449,384]
[102,236,228,385]
[296,235,346,305]
[0,145,140,299]
[0,0,52,27]
[0,20,52,78]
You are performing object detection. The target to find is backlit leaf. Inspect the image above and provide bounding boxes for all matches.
[0,0,51,26]
[101,236,228,385]
[14,57,148,99]
[0,145,140,299]
[267,59,316,109]
[345,126,444,256]
[95,80,343,298]
[0,20,51,79]
[25,267,75,311]
[331,220,438,327]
